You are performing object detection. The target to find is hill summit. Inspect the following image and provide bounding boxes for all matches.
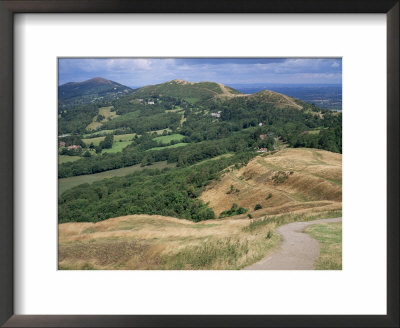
[59,77,132,106]
[132,79,242,103]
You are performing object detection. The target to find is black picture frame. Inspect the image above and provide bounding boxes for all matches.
[0,1,398,327]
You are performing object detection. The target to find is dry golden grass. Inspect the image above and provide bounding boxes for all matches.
[59,209,341,270]
[58,148,342,270]
[200,148,341,217]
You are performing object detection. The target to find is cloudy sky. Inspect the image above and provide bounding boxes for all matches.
[58,58,342,87]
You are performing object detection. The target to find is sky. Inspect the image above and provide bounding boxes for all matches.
[58,58,342,87]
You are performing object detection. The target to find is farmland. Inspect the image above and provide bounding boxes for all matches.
[153,133,185,144]
[59,161,175,195]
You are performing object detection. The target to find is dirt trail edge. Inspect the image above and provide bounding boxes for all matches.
[244,217,342,270]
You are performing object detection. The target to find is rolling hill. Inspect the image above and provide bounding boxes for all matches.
[132,79,241,103]
[58,77,132,106]
[58,148,342,270]
[200,148,342,217]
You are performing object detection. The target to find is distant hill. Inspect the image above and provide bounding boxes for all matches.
[58,77,132,107]
[247,90,304,110]
[132,79,241,104]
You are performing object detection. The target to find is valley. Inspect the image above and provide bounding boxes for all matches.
[58,75,342,270]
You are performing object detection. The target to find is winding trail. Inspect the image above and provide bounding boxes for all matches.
[245,217,342,270]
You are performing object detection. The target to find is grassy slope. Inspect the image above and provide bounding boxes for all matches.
[83,134,137,146]
[86,106,118,131]
[58,148,342,270]
[199,148,342,217]
[58,161,175,195]
[305,221,342,270]
[147,142,188,151]
[58,210,341,270]
[59,155,81,164]
[132,80,241,104]
[102,141,132,154]
[153,133,185,144]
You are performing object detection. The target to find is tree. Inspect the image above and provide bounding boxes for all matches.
[96,114,105,122]
[100,134,114,149]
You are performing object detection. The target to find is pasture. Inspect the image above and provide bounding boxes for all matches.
[86,106,118,131]
[58,161,175,195]
[102,141,132,154]
[147,142,188,151]
[153,133,185,144]
[58,155,81,164]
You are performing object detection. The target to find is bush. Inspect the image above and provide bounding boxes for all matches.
[254,204,262,210]
[219,203,248,218]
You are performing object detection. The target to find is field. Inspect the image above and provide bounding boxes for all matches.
[147,142,188,151]
[305,221,342,269]
[114,133,136,142]
[59,155,81,164]
[153,133,185,144]
[86,106,118,131]
[59,161,175,195]
[59,148,342,270]
[83,129,115,138]
[102,141,132,153]
[82,136,105,146]
[108,110,139,123]
[83,133,136,147]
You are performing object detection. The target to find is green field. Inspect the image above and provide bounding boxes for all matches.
[99,106,118,120]
[58,155,81,164]
[153,133,185,144]
[114,133,136,142]
[82,136,105,146]
[83,129,115,138]
[147,142,188,151]
[59,161,175,195]
[102,141,132,154]
[83,133,136,147]
[110,110,140,123]
[86,106,118,131]
[307,130,320,135]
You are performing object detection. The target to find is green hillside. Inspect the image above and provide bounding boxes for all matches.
[58,77,132,107]
[132,79,241,103]
[58,77,341,224]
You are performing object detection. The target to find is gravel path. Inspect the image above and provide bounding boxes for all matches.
[245,217,342,270]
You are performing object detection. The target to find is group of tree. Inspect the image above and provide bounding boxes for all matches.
[59,152,253,223]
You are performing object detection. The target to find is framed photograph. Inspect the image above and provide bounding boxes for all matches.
[0,1,398,327]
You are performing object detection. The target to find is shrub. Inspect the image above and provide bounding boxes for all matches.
[254,204,262,210]
[219,203,248,218]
